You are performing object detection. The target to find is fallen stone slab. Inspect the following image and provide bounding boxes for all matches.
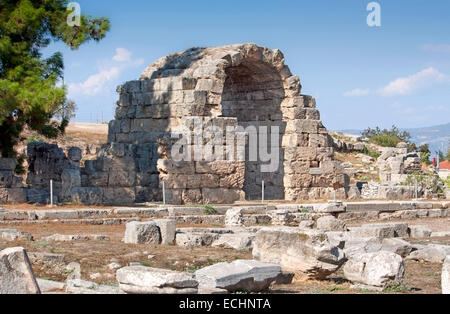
[316,216,347,232]
[432,231,450,238]
[443,256,450,294]
[176,232,220,247]
[35,210,80,221]
[252,227,346,279]
[92,235,110,241]
[113,207,169,218]
[177,228,233,234]
[381,238,414,258]
[342,237,383,258]
[0,229,34,241]
[211,233,255,251]
[42,234,90,242]
[28,252,66,264]
[351,222,409,239]
[116,266,198,294]
[409,225,432,238]
[66,279,120,294]
[406,244,450,263]
[195,260,283,292]
[0,247,41,294]
[314,202,346,213]
[298,220,315,230]
[343,251,405,290]
[37,278,66,293]
[123,221,161,245]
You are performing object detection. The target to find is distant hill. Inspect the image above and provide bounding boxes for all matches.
[338,123,450,155]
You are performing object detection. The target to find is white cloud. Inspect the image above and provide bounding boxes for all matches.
[343,88,370,97]
[113,48,132,62]
[68,48,145,96]
[378,67,447,97]
[422,44,450,53]
[68,67,121,96]
[424,104,449,112]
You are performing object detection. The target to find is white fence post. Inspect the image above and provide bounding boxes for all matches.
[50,180,53,207]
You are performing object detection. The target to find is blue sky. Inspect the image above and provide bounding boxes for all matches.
[46,0,450,130]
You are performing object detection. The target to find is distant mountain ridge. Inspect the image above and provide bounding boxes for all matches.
[338,123,450,155]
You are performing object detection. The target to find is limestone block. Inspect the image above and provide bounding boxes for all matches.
[344,251,405,289]
[153,219,176,245]
[407,244,450,263]
[252,227,346,279]
[409,225,432,238]
[211,233,255,251]
[176,232,220,247]
[123,221,161,245]
[316,216,347,232]
[0,247,41,294]
[71,187,103,205]
[117,266,198,294]
[381,238,414,258]
[102,187,135,206]
[225,208,244,227]
[195,260,281,292]
[61,168,81,199]
[202,188,244,204]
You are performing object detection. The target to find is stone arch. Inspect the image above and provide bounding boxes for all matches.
[77,44,346,206]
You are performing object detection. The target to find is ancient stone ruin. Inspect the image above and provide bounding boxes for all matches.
[74,43,345,205]
[0,43,347,206]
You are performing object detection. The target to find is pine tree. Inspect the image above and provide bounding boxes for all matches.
[0,0,110,160]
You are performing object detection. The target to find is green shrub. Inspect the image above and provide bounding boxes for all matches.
[26,134,43,145]
[202,204,218,215]
[369,134,402,147]
[362,125,411,148]
[363,147,381,159]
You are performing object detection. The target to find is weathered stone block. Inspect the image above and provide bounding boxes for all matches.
[195,260,281,292]
[252,227,346,279]
[153,219,176,245]
[344,251,405,290]
[0,247,41,294]
[123,221,161,245]
[102,187,135,205]
[117,266,198,294]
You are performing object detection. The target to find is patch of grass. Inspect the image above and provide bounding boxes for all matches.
[310,288,329,294]
[202,204,218,216]
[362,146,381,159]
[326,286,346,293]
[34,241,50,248]
[26,133,44,144]
[384,283,412,293]
[102,281,119,287]
[61,269,73,276]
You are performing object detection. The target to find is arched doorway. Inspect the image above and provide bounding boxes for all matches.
[221,60,286,200]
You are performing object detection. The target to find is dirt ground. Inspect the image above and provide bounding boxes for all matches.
[1,217,448,294]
